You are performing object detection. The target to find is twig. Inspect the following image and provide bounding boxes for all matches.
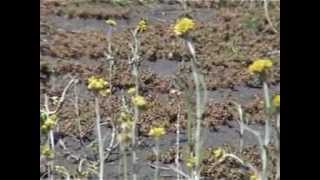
[218,153,259,176]
[104,120,119,161]
[263,0,278,33]
[43,77,76,115]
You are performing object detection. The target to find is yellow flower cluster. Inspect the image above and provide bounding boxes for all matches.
[41,114,57,133]
[118,111,133,123]
[88,76,108,90]
[173,17,195,36]
[132,95,147,108]
[137,19,147,32]
[185,154,197,168]
[117,111,133,144]
[127,87,136,95]
[212,147,225,159]
[148,127,166,138]
[40,144,54,158]
[118,122,133,144]
[273,95,280,108]
[249,173,260,180]
[105,19,117,26]
[248,59,273,74]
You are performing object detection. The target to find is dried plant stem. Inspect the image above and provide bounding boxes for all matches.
[129,29,141,180]
[44,95,55,180]
[154,139,160,180]
[104,120,118,161]
[186,40,204,180]
[238,111,269,180]
[263,0,278,33]
[236,103,244,154]
[109,60,113,92]
[45,77,76,115]
[175,104,181,180]
[94,96,104,180]
[263,81,271,145]
[275,113,280,180]
[131,65,140,180]
[120,144,128,180]
[48,130,55,180]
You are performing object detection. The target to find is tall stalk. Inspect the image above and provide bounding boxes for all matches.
[94,96,104,180]
[186,40,207,180]
[262,80,271,180]
[120,143,128,180]
[129,29,141,180]
[175,104,181,180]
[132,66,139,180]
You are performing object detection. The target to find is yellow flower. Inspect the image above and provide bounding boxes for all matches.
[119,111,133,123]
[127,87,136,95]
[132,95,147,108]
[273,95,280,107]
[105,19,117,26]
[148,127,166,138]
[248,58,273,74]
[117,133,132,144]
[249,173,260,180]
[186,161,193,168]
[41,114,57,132]
[99,88,111,96]
[137,19,147,32]
[87,76,108,91]
[185,154,196,168]
[40,144,54,158]
[212,147,225,159]
[173,17,195,36]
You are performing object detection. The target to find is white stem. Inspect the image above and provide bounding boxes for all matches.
[95,96,104,180]
[43,77,76,115]
[128,28,142,180]
[275,113,280,180]
[175,105,181,180]
[155,139,160,180]
[263,81,271,145]
[236,104,244,153]
[104,120,118,161]
[187,40,202,179]
[120,143,128,180]
[52,78,76,114]
[48,130,55,180]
